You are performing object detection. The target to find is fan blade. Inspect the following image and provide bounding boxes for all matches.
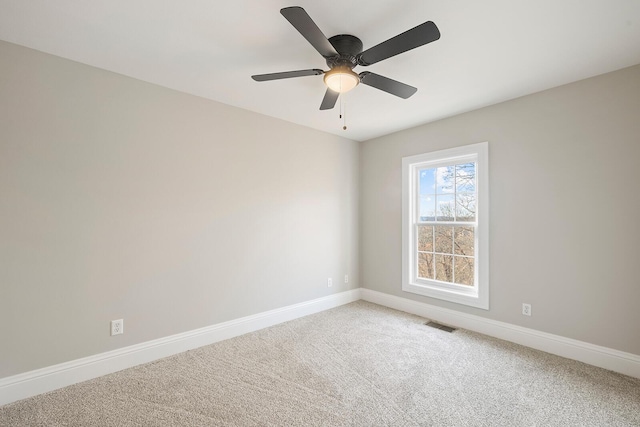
[281,7,338,58]
[359,72,417,99]
[358,21,440,66]
[320,88,339,110]
[252,69,324,82]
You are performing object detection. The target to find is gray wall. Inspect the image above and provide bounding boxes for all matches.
[360,64,640,355]
[0,41,359,378]
[2,39,639,381]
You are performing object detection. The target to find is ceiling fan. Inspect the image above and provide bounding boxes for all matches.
[251,6,440,110]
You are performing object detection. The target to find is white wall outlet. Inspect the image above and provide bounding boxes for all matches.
[327,278,333,288]
[111,319,124,336]
[344,274,349,284]
[522,303,532,316]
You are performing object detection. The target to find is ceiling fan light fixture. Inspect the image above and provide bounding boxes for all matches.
[253,7,440,110]
[323,66,359,93]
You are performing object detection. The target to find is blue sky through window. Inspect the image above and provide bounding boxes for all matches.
[419,162,476,221]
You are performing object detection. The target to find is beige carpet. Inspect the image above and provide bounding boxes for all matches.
[1,301,639,426]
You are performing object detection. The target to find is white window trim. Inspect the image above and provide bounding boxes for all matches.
[401,142,489,310]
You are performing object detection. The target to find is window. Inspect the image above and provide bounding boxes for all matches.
[402,142,489,309]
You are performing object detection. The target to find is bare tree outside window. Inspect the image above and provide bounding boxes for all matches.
[416,162,476,286]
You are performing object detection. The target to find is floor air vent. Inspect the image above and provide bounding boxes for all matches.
[425,321,456,333]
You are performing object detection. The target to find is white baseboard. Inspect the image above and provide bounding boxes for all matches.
[361,288,640,379]
[0,289,362,406]
[3,287,638,407]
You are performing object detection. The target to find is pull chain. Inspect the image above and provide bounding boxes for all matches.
[339,95,347,130]
[342,101,347,130]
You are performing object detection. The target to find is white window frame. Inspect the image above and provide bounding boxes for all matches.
[401,142,489,310]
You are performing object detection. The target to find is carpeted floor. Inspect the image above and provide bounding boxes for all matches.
[1,301,639,426]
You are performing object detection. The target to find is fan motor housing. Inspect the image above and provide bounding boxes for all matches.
[326,34,363,69]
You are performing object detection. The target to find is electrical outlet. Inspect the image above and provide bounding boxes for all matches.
[328,278,333,288]
[344,274,349,284]
[522,303,531,316]
[111,319,124,336]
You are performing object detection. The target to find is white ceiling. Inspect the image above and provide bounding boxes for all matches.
[1,1,639,141]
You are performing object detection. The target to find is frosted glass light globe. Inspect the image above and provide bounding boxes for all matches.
[323,67,359,93]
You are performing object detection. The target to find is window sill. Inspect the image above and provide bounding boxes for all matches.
[402,281,489,310]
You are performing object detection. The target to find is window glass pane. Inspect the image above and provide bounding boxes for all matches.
[417,225,434,252]
[435,254,453,282]
[454,226,475,256]
[418,253,434,279]
[456,193,476,222]
[455,163,476,192]
[419,195,436,221]
[436,166,455,194]
[419,168,436,195]
[436,195,455,221]
[454,256,474,286]
[434,226,453,254]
